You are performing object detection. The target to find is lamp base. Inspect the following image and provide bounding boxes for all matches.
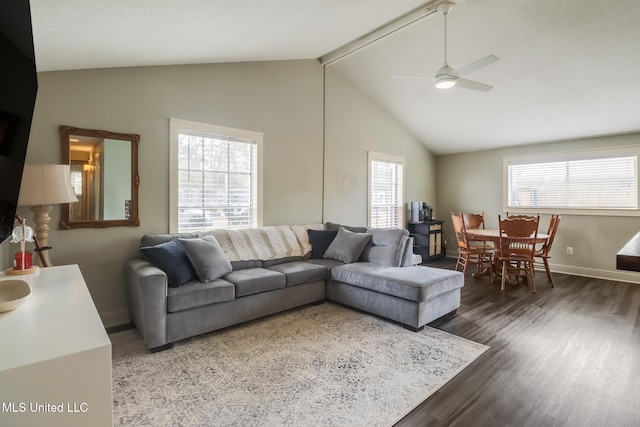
[31,204,54,267]
[4,266,39,276]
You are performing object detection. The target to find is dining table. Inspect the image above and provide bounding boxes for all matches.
[465,228,550,280]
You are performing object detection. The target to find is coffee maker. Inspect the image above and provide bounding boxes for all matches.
[410,202,433,223]
[423,203,433,221]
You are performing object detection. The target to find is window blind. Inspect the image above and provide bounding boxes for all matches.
[369,153,404,228]
[507,151,638,210]
[177,132,258,231]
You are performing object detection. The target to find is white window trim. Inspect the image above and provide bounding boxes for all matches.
[169,118,263,233]
[367,151,405,228]
[503,144,640,217]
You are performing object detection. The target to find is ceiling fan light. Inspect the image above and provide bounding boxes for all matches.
[435,76,456,89]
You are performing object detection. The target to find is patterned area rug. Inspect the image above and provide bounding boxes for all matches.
[111,303,487,426]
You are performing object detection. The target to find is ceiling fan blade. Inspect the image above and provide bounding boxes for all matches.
[393,75,434,80]
[455,54,499,77]
[455,78,493,92]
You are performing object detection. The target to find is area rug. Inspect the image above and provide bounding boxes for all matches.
[111,303,487,426]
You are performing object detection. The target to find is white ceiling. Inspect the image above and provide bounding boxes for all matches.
[30,0,426,71]
[29,0,640,155]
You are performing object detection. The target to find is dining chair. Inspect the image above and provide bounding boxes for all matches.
[497,214,540,292]
[505,212,538,221]
[462,211,487,230]
[534,214,561,286]
[451,212,494,279]
[462,211,494,250]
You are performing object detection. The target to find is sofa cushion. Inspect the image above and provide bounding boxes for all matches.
[331,262,464,303]
[139,239,197,288]
[141,233,198,247]
[307,229,338,259]
[167,279,235,313]
[223,268,286,297]
[262,256,303,267]
[303,258,346,270]
[360,228,410,267]
[326,222,367,233]
[231,260,263,270]
[180,236,233,282]
[323,227,372,263]
[266,261,329,286]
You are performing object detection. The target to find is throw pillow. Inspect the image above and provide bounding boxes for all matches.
[325,221,367,233]
[180,236,233,282]
[307,229,338,259]
[140,239,197,288]
[323,227,372,263]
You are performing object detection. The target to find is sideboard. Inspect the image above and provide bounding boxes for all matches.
[0,265,112,427]
[408,220,445,262]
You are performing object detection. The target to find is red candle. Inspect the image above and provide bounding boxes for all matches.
[13,251,33,270]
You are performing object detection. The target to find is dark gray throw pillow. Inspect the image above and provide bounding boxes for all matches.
[307,229,338,259]
[325,221,367,233]
[323,227,372,263]
[180,236,233,282]
[140,239,197,288]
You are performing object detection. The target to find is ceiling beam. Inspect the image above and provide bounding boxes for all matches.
[319,0,456,66]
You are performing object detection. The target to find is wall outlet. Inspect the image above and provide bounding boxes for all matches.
[566,246,574,255]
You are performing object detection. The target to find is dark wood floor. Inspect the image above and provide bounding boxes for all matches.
[396,258,640,427]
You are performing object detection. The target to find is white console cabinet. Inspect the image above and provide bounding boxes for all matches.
[0,265,112,427]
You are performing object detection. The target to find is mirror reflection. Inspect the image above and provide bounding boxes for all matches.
[60,126,140,229]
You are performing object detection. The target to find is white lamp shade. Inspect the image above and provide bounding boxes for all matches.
[17,164,79,206]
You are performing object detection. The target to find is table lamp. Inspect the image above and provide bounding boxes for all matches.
[17,164,78,267]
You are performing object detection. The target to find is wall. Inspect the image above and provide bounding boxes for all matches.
[437,133,640,283]
[324,66,436,226]
[17,59,324,326]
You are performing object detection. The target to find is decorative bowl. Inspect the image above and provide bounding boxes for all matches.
[0,279,32,313]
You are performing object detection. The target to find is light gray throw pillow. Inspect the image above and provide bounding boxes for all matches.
[323,227,372,263]
[180,236,233,282]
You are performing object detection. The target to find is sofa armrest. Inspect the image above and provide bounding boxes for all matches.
[398,235,415,267]
[124,258,169,349]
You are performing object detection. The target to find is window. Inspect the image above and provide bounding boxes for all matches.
[70,164,83,195]
[170,119,263,232]
[368,152,404,228]
[504,146,639,215]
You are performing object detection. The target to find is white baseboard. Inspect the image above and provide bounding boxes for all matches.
[444,254,640,285]
[100,309,130,329]
[549,263,640,285]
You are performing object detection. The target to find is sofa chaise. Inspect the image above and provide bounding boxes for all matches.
[124,223,464,351]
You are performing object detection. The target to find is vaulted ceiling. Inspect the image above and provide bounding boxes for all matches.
[29,0,640,154]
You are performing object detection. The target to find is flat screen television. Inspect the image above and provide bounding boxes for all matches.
[0,0,38,245]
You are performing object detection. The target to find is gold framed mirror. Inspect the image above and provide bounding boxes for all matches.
[60,125,140,229]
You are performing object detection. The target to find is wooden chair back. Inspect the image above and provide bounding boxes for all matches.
[451,212,469,250]
[462,212,487,230]
[498,214,540,260]
[505,212,538,221]
[537,214,560,257]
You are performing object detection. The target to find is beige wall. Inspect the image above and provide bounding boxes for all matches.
[324,66,436,226]
[7,60,325,326]
[437,133,640,283]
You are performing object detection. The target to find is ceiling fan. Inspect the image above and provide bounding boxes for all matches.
[395,1,499,92]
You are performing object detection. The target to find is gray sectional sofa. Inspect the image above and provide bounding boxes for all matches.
[124,223,464,351]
